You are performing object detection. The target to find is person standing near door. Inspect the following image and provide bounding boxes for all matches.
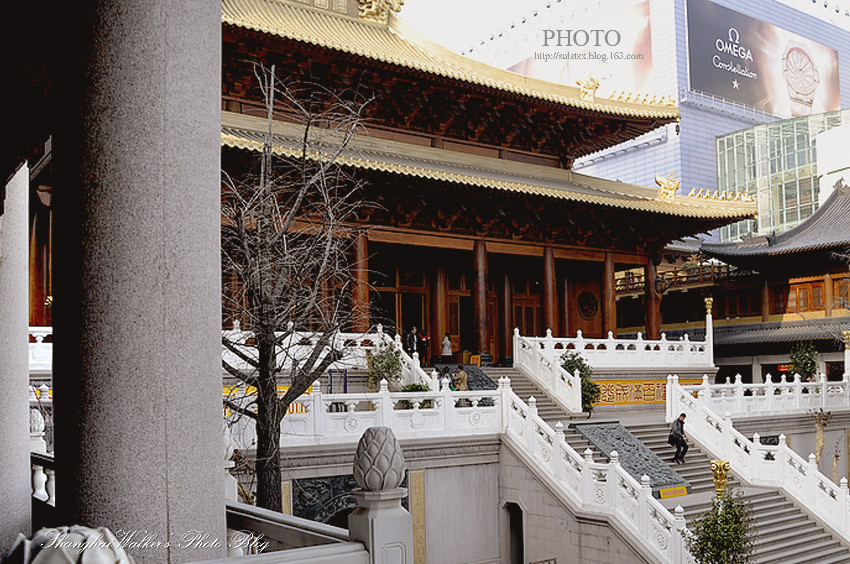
[404,326,417,356]
[441,332,453,363]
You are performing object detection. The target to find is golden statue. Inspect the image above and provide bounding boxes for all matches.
[842,330,850,345]
[704,297,713,315]
[655,173,680,200]
[358,0,404,23]
[810,408,832,469]
[710,459,731,498]
[576,76,600,103]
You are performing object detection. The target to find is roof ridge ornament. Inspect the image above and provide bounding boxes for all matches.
[655,173,680,200]
[358,0,404,24]
[576,76,600,103]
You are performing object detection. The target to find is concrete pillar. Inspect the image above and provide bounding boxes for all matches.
[0,164,32,553]
[542,246,558,336]
[52,2,224,562]
[352,230,370,333]
[603,252,617,337]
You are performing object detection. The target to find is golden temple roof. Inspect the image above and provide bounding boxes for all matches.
[221,112,754,220]
[221,0,680,120]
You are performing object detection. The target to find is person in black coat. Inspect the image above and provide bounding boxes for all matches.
[670,413,689,464]
[404,326,417,356]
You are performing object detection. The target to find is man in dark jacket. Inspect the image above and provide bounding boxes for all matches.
[670,413,688,464]
[404,326,417,356]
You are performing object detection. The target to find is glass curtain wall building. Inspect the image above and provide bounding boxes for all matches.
[717,109,850,242]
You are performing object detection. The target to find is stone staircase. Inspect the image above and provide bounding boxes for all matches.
[483,367,605,462]
[681,489,850,564]
[624,421,729,495]
[487,367,850,563]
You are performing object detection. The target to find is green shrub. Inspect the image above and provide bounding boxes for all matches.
[398,382,432,409]
[365,342,402,391]
[789,341,817,382]
[561,351,600,415]
[683,490,753,564]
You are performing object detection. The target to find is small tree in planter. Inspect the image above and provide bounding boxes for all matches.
[366,341,402,391]
[561,351,600,416]
[683,489,753,564]
[790,341,818,382]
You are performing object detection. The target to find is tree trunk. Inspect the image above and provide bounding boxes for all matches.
[255,331,283,511]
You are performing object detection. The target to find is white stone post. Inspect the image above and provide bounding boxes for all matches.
[349,427,414,564]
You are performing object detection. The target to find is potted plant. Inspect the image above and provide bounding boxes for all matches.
[789,341,818,382]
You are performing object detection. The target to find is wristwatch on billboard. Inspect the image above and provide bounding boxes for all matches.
[782,40,819,116]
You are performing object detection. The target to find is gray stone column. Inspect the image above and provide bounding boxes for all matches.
[0,164,31,553]
[52,2,224,562]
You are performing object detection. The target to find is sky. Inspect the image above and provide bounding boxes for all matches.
[400,0,850,54]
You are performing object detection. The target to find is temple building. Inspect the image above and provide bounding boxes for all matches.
[217,0,754,365]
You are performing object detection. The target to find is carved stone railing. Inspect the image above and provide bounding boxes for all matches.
[274,377,694,563]
[513,329,582,414]
[32,324,435,390]
[668,375,850,543]
[522,329,713,371]
[31,451,56,506]
[667,373,850,420]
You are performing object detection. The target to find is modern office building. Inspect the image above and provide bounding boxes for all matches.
[716,109,850,242]
[462,0,850,208]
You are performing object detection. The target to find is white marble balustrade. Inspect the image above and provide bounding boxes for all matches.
[523,328,713,370]
[31,452,55,506]
[253,376,694,564]
[513,329,583,414]
[668,374,850,544]
[666,373,850,420]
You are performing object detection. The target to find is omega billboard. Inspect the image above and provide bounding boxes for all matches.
[686,0,840,117]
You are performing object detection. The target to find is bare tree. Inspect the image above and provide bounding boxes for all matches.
[221,64,370,511]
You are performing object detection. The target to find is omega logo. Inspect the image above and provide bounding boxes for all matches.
[715,27,753,61]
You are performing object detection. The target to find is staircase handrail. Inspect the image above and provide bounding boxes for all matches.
[668,374,850,542]
[513,328,582,414]
[671,373,849,417]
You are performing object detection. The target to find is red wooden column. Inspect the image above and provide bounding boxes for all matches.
[352,230,370,333]
[644,260,661,340]
[542,246,559,336]
[761,280,770,322]
[472,239,492,363]
[430,266,447,360]
[497,269,513,365]
[603,252,617,337]
[825,272,834,317]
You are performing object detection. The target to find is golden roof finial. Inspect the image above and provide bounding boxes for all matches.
[705,296,713,315]
[358,0,404,24]
[655,173,680,200]
[576,76,600,103]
